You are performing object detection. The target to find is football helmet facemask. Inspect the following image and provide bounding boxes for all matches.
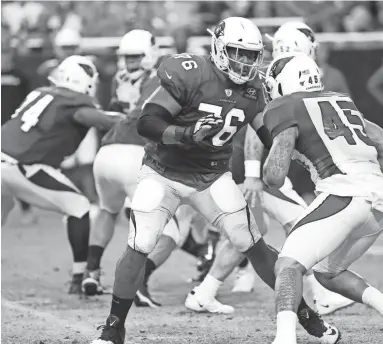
[209,17,264,85]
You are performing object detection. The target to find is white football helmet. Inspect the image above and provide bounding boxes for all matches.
[54,28,82,59]
[117,29,159,80]
[49,55,98,96]
[209,17,264,85]
[265,53,323,101]
[272,22,318,59]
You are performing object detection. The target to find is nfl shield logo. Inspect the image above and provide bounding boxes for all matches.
[225,89,232,97]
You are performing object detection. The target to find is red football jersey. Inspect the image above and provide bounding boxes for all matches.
[1,86,97,168]
[263,91,378,183]
[145,54,267,174]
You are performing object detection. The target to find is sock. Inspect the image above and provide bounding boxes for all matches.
[110,295,134,328]
[72,262,87,275]
[113,246,147,299]
[196,274,222,300]
[362,286,383,317]
[238,257,249,269]
[87,245,104,271]
[143,258,156,285]
[275,311,298,344]
[67,212,90,273]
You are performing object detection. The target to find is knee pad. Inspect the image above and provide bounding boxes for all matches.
[217,206,261,253]
[127,209,170,254]
[131,178,165,212]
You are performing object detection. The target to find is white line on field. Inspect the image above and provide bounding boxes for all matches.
[2,298,95,336]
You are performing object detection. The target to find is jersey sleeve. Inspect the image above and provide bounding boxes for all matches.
[263,96,298,139]
[156,54,201,107]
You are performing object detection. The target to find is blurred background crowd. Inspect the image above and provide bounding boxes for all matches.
[2,0,383,124]
[2,1,383,49]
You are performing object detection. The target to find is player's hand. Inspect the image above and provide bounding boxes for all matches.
[184,115,223,143]
[243,177,264,208]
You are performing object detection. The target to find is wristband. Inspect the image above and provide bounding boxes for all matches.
[244,160,261,178]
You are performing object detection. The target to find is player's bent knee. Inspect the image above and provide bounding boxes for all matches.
[219,208,261,253]
[127,209,169,254]
[131,178,165,212]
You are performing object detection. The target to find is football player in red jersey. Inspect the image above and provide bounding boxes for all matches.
[1,55,123,294]
[83,29,220,306]
[262,53,383,344]
[90,17,339,344]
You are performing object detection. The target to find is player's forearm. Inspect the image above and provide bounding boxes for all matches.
[244,125,264,178]
[137,103,187,144]
[73,108,123,131]
[263,127,297,188]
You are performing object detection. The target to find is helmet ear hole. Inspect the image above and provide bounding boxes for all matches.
[278,83,283,96]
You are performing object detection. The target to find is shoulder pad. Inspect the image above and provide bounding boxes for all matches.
[157,54,206,104]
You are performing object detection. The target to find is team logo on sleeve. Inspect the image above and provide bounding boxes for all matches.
[244,87,258,100]
[225,89,232,97]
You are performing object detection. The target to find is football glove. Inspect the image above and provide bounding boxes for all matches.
[183,114,223,143]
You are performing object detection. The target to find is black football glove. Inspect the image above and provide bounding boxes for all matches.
[182,114,223,143]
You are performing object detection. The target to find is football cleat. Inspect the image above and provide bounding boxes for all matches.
[82,269,109,296]
[314,291,355,316]
[90,315,125,344]
[298,308,341,344]
[185,289,234,314]
[68,273,83,294]
[134,283,161,308]
[231,265,256,293]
